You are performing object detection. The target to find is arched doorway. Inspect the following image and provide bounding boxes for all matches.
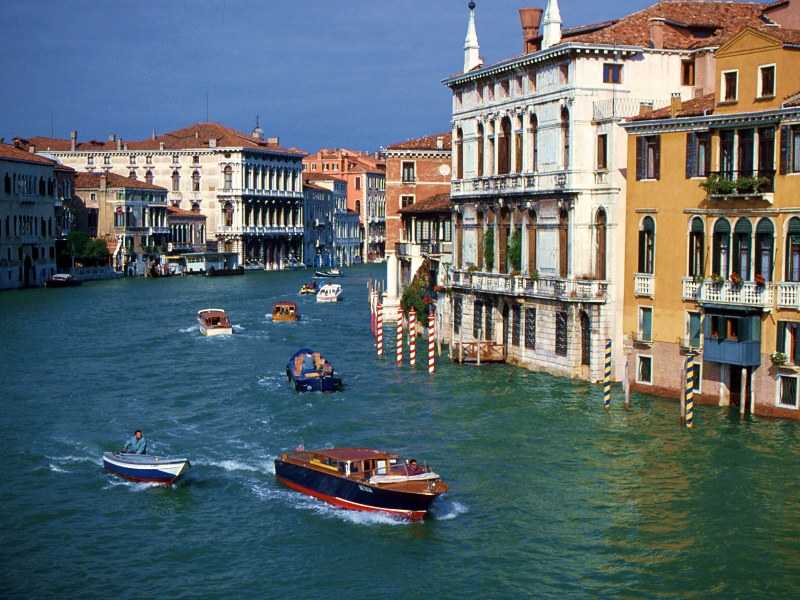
[23,255,33,287]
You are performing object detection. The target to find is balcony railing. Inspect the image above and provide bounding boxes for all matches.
[448,269,607,303]
[684,278,774,307]
[704,170,776,198]
[778,282,800,309]
[634,273,654,297]
[451,170,571,197]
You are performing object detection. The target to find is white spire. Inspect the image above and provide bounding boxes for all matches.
[542,0,562,50]
[464,1,482,73]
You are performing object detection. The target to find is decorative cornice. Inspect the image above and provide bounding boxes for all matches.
[623,106,800,134]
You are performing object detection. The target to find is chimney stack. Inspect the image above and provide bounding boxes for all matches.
[109,133,116,142]
[159,141,166,151]
[649,17,666,49]
[639,101,654,117]
[100,172,107,191]
[670,92,682,117]
[29,145,36,154]
[518,8,543,53]
[436,136,444,150]
[151,128,156,141]
[70,130,77,151]
[116,138,122,151]
[209,137,217,148]
[267,136,280,145]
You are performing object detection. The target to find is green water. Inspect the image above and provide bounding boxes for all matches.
[1,265,799,599]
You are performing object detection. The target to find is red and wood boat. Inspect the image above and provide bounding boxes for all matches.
[275,448,448,520]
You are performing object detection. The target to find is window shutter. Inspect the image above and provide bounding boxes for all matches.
[686,133,698,178]
[780,126,790,175]
[638,230,646,272]
[778,321,786,353]
[654,136,661,180]
[636,137,644,181]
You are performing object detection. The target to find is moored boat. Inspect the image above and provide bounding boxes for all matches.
[313,268,341,278]
[299,281,318,295]
[272,301,300,322]
[316,283,342,303]
[286,348,342,392]
[102,452,190,485]
[197,308,233,336]
[275,448,448,520]
[45,273,82,288]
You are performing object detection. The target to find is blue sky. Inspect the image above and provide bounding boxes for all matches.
[1,0,662,151]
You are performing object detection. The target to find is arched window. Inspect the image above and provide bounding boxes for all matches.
[476,123,484,177]
[191,202,200,212]
[530,114,538,173]
[223,166,233,191]
[786,217,800,282]
[455,127,464,180]
[561,106,570,169]
[595,209,607,280]
[129,170,137,180]
[638,216,655,274]
[514,116,523,174]
[688,217,705,277]
[192,170,201,192]
[733,219,753,281]
[712,218,731,277]
[145,170,154,185]
[171,170,180,192]
[498,116,511,175]
[224,201,234,227]
[756,218,774,282]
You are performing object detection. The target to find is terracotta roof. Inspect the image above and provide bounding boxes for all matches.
[303,182,330,192]
[398,193,452,215]
[167,205,206,219]
[0,143,58,166]
[785,90,800,107]
[302,172,345,183]
[14,122,305,156]
[632,93,716,120]
[387,132,452,151]
[74,171,167,191]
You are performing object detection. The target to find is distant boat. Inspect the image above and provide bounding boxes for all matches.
[286,348,342,392]
[316,283,343,303]
[103,452,190,485]
[272,301,300,322]
[314,268,341,278]
[299,281,318,295]
[206,265,244,277]
[197,308,233,336]
[275,448,448,520]
[45,273,81,288]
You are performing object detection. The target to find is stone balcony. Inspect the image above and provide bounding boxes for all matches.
[634,273,654,297]
[396,241,453,259]
[451,170,570,198]
[449,269,607,303]
[682,277,774,308]
[216,225,303,237]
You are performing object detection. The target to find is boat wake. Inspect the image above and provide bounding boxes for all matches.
[195,457,275,475]
[46,454,103,467]
[102,477,165,492]
[429,496,468,521]
[179,325,199,333]
[257,375,283,391]
[232,324,245,331]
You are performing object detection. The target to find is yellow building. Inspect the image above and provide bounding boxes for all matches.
[622,26,800,419]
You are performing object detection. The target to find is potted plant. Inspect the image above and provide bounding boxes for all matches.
[729,271,742,287]
[771,352,788,366]
[692,274,705,284]
[755,273,766,287]
[710,274,725,285]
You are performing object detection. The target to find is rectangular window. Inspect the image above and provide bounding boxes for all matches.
[401,162,415,183]
[525,308,536,350]
[777,321,800,365]
[485,304,493,341]
[501,80,509,97]
[688,312,702,348]
[555,311,568,357]
[637,355,653,384]
[473,301,483,339]
[682,60,696,86]
[783,126,800,174]
[559,64,569,84]
[639,307,653,342]
[722,70,738,102]
[686,132,711,178]
[512,305,521,346]
[603,63,623,84]
[454,297,462,335]
[636,136,660,180]
[104,155,111,165]
[778,375,799,408]
[596,134,608,170]
[400,195,414,209]
[759,65,776,98]
[87,156,94,165]
[355,177,361,191]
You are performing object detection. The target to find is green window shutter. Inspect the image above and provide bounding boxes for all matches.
[654,136,661,180]
[686,133,698,178]
[778,321,787,353]
[636,136,644,180]
[780,126,790,175]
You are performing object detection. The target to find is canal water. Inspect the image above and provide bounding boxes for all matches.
[1,265,800,599]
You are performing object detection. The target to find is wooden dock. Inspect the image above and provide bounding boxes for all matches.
[452,341,505,364]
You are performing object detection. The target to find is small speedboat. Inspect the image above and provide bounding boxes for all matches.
[316,283,343,303]
[197,308,233,336]
[103,452,190,485]
[299,282,318,295]
[272,301,300,322]
[45,273,81,288]
[314,268,341,278]
[275,448,448,520]
[286,348,342,392]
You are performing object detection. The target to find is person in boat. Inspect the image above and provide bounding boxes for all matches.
[407,459,424,475]
[122,430,148,454]
[322,360,333,377]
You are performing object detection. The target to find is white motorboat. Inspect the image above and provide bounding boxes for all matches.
[197,308,233,336]
[316,283,343,303]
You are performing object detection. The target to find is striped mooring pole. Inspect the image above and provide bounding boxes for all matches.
[396,308,404,367]
[409,308,417,367]
[603,339,612,409]
[376,303,384,358]
[686,354,695,428]
[427,309,436,375]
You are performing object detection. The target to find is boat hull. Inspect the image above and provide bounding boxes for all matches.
[275,459,435,520]
[198,319,233,336]
[102,452,190,485]
[286,369,342,392]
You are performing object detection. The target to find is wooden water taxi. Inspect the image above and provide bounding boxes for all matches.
[275,448,448,520]
[299,281,318,295]
[272,301,300,322]
[197,308,233,336]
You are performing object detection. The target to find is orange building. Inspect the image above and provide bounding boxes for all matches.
[622,25,800,419]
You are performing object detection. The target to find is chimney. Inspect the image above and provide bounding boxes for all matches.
[670,92,682,117]
[100,172,107,191]
[159,141,166,151]
[70,130,77,151]
[267,136,280,145]
[123,143,128,151]
[108,133,116,142]
[116,138,122,151]
[29,145,36,154]
[209,137,217,148]
[639,101,654,117]
[518,8,543,53]
[436,136,444,150]
[195,130,200,140]
[649,17,666,49]
[151,128,156,141]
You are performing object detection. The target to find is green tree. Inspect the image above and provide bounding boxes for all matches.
[484,227,494,272]
[509,228,522,273]
[66,231,90,258]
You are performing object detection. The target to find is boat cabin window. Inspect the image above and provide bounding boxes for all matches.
[350,461,360,473]
[376,460,387,475]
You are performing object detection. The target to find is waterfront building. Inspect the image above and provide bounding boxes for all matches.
[443,0,777,382]
[167,205,207,254]
[303,173,361,267]
[0,144,59,289]
[383,133,452,317]
[15,121,305,269]
[74,172,169,272]
[303,148,385,261]
[302,181,335,268]
[622,25,800,418]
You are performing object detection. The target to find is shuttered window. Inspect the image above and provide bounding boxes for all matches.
[525,308,536,350]
[686,132,711,178]
[555,311,568,357]
[780,125,800,175]
[636,135,661,180]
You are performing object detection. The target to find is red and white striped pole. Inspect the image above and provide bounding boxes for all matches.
[408,308,416,367]
[396,308,404,367]
[427,309,435,375]
[376,303,383,357]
